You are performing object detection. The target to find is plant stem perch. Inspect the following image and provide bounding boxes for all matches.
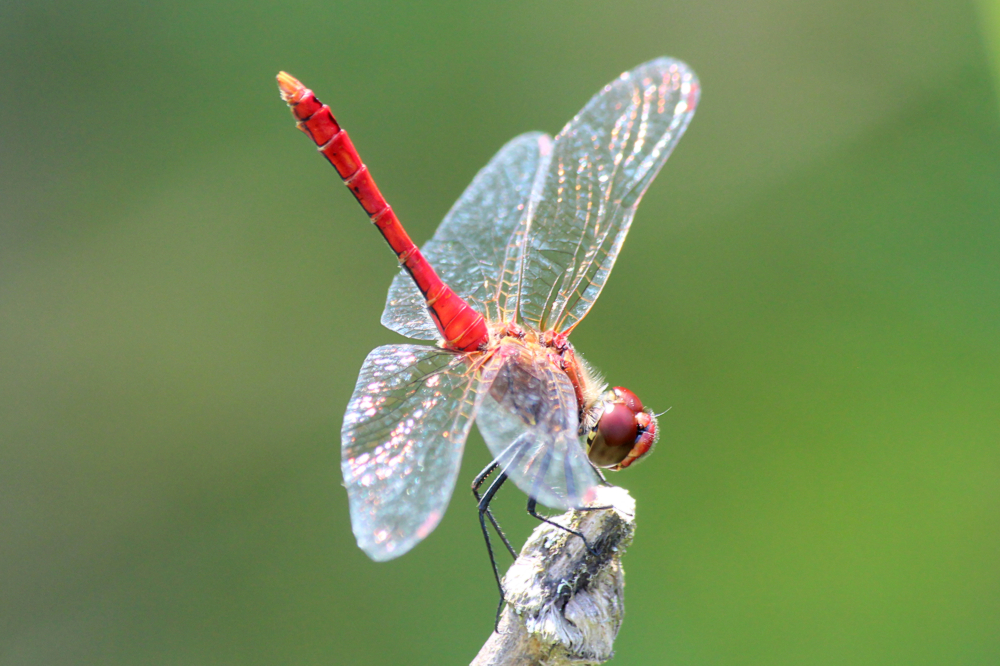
[471,486,636,666]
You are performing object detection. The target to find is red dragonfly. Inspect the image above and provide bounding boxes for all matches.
[277,57,698,583]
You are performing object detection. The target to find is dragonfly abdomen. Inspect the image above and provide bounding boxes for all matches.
[277,72,488,352]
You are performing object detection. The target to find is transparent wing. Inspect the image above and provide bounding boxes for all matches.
[476,341,600,510]
[381,132,553,339]
[517,57,700,333]
[341,344,488,561]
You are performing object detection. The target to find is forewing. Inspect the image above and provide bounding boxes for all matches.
[342,344,486,560]
[476,341,600,510]
[381,132,553,339]
[517,57,700,333]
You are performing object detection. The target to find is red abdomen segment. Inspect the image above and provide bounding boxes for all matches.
[277,72,489,352]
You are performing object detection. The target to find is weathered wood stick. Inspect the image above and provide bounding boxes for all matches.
[471,486,637,666]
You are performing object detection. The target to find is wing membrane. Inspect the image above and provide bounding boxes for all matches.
[381,133,553,339]
[517,57,700,333]
[341,344,488,560]
[476,341,600,509]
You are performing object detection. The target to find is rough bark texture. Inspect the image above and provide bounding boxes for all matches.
[471,486,636,666]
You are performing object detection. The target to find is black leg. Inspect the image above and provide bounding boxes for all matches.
[575,503,613,512]
[526,496,599,557]
[472,460,517,559]
[478,470,511,632]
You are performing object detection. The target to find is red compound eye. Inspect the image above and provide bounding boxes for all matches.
[587,403,639,468]
[598,403,638,448]
[588,388,660,470]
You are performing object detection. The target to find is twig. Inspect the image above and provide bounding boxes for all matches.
[471,486,636,666]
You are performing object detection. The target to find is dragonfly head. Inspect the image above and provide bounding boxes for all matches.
[587,387,659,470]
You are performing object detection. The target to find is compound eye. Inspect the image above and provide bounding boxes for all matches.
[599,403,638,447]
[613,387,643,414]
[587,403,639,468]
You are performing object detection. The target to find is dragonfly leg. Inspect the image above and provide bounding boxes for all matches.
[575,503,613,511]
[478,471,512,633]
[526,497,600,557]
[471,461,517,559]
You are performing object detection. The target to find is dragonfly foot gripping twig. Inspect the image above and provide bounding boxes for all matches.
[471,485,636,666]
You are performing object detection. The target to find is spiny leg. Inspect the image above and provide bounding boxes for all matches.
[472,460,517,559]
[525,496,599,557]
[478,470,511,632]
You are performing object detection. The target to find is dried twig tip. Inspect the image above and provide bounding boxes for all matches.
[276,71,307,104]
[472,486,637,666]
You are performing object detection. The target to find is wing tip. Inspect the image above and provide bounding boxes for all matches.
[353,508,445,562]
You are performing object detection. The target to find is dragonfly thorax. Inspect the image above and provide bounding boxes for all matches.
[487,322,658,470]
[490,322,607,413]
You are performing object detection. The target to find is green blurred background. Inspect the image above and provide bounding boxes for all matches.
[2,1,998,664]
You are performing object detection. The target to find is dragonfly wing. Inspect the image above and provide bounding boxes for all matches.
[342,344,488,560]
[476,341,601,510]
[517,57,700,333]
[381,132,553,339]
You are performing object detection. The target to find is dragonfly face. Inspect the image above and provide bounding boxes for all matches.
[586,387,659,469]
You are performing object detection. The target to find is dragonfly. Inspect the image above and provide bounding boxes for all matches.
[277,57,698,609]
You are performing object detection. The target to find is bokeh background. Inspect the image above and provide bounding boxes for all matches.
[2,1,999,664]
